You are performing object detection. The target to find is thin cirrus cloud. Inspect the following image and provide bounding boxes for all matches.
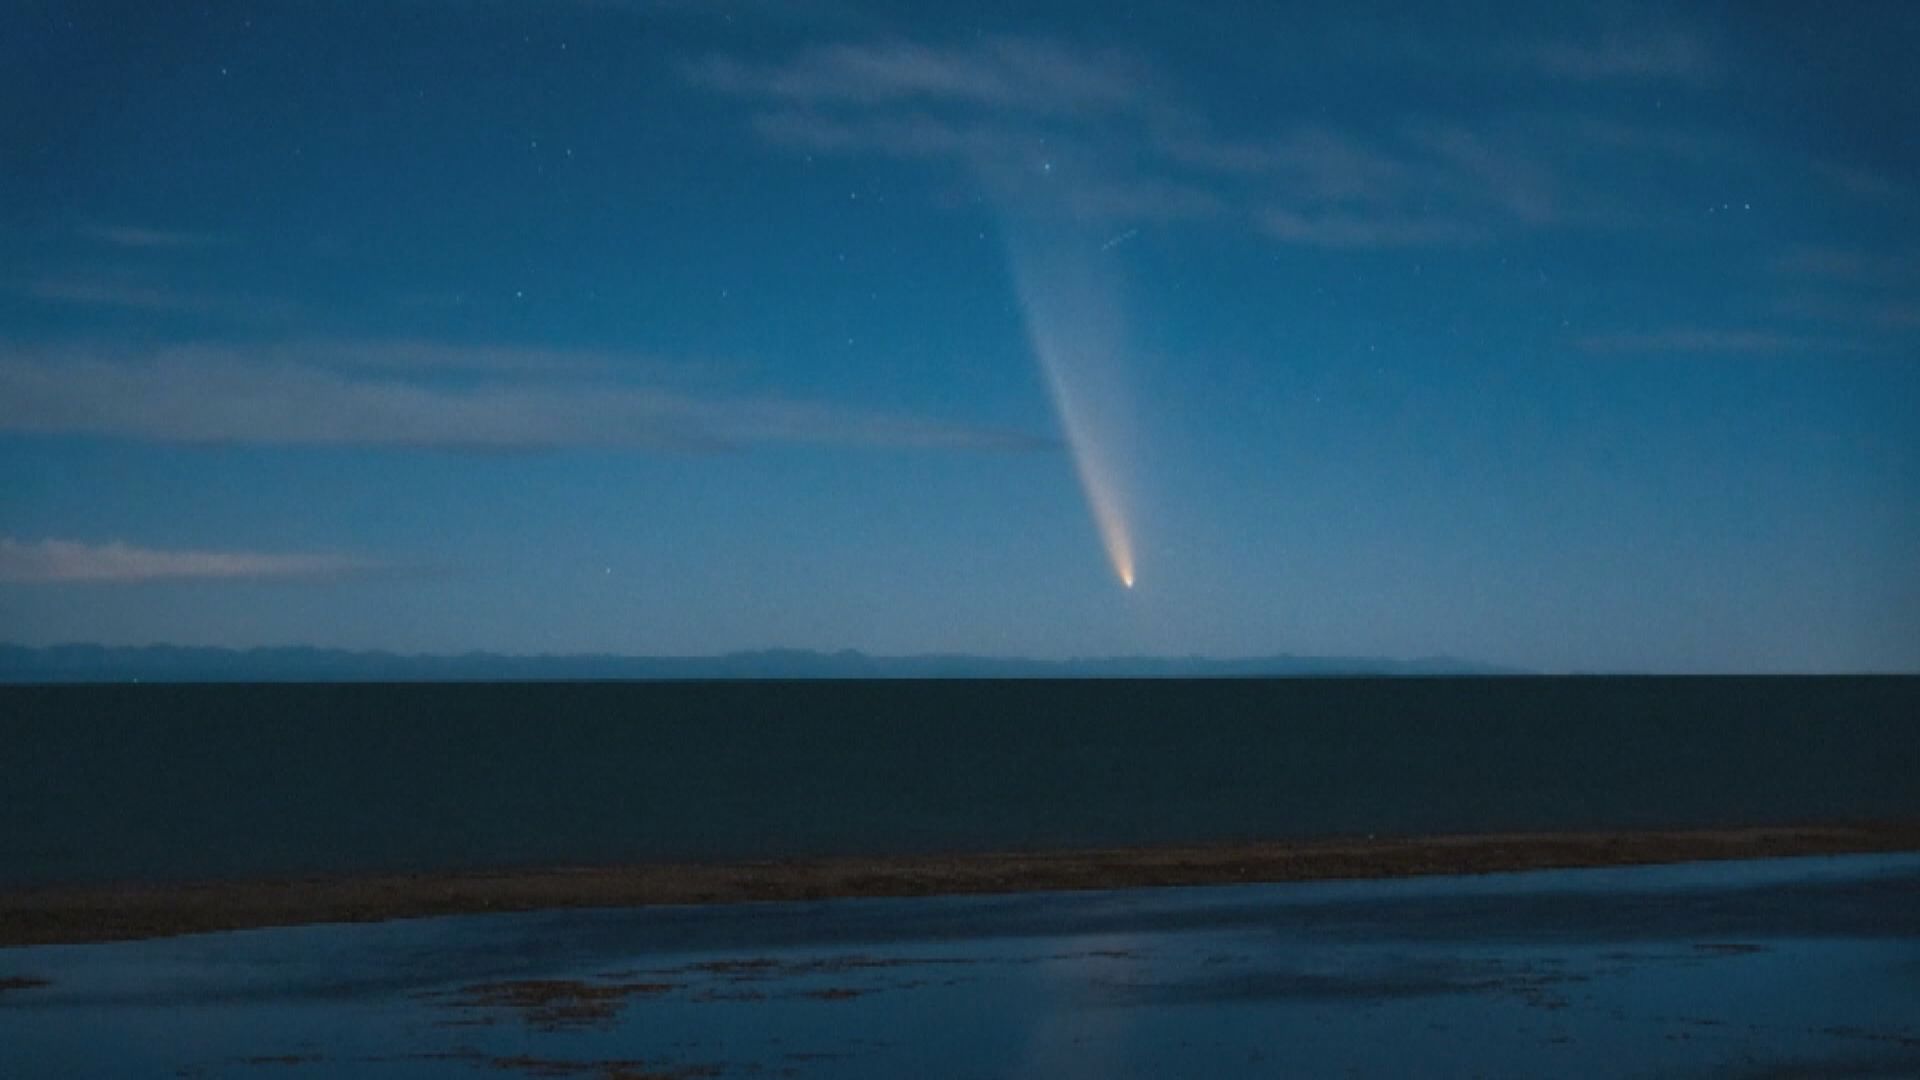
[1769,246,1920,335]
[27,278,228,315]
[1522,28,1716,82]
[0,342,1054,453]
[154,339,629,376]
[685,30,1767,249]
[0,537,380,585]
[76,223,229,250]
[694,24,1898,267]
[22,276,302,322]
[687,37,1155,116]
[1571,329,1884,355]
[1810,161,1908,204]
[1255,208,1487,250]
[1157,127,1409,204]
[1770,247,1913,284]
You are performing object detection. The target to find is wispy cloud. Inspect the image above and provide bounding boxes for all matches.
[750,108,1033,163]
[690,33,1760,247]
[689,37,1155,117]
[573,0,862,23]
[1523,28,1715,82]
[693,35,1249,233]
[77,224,228,250]
[1170,120,1650,242]
[747,102,1224,224]
[1769,246,1920,338]
[1877,302,1920,329]
[1412,127,1562,225]
[1812,161,1907,204]
[1157,127,1409,205]
[20,277,300,322]
[1571,329,1882,355]
[162,339,628,376]
[0,341,1053,452]
[26,279,222,314]
[1771,247,1914,285]
[1776,294,1920,334]
[1053,176,1226,222]
[0,537,379,584]
[1256,208,1485,250]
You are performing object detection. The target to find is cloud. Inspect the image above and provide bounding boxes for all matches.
[689,37,1153,116]
[1768,247,1920,338]
[26,279,222,314]
[1571,329,1881,355]
[696,37,1239,228]
[1165,121,1648,242]
[20,277,301,322]
[0,537,379,584]
[1877,302,1920,329]
[696,27,1908,267]
[0,341,1054,452]
[1523,28,1714,82]
[1054,176,1226,222]
[167,338,627,376]
[1812,161,1906,204]
[1776,293,1920,335]
[77,224,227,250]
[750,108,1032,163]
[1562,117,1728,166]
[1412,127,1561,225]
[1256,208,1485,250]
[1771,247,1914,285]
[573,0,861,22]
[1158,128,1410,205]
[748,105,1223,223]
[692,35,1735,244]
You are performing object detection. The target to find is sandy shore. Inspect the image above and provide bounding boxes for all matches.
[5,822,1918,948]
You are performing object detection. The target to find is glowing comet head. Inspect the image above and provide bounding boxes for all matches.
[1077,466,1136,590]
[1067,442,1139,589]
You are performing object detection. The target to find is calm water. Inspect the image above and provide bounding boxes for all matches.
[3,677,1918,886]
[3,853,1918,1078]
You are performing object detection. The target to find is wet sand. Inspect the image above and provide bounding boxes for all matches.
[5,822,1919,947]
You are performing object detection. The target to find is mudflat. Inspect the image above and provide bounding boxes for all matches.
[5,822,1918,947]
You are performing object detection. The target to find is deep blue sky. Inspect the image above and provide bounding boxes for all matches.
[2,1,1915,672]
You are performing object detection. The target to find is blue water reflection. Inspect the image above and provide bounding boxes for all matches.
[4,854,1919,1078]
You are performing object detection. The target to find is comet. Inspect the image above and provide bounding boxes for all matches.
[1002,224,1139,590]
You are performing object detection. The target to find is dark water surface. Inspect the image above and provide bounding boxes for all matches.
[2,854,1918,1078]
[3,678,1917,886]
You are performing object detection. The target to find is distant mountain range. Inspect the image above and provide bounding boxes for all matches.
[0,643,1519,683]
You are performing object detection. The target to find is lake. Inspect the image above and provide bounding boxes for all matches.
[4,677,1917,886]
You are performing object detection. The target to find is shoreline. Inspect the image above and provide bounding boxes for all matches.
[5,822,1919,948]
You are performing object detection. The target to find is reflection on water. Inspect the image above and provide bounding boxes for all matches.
[3,854,1919,1078]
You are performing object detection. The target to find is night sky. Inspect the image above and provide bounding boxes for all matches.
[2,1,1915,672]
